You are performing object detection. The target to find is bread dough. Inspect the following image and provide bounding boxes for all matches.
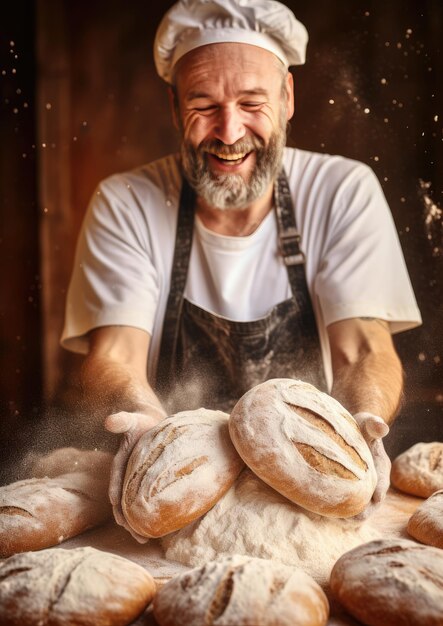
[162,470,380,587]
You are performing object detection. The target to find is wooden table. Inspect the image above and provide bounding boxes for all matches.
[57,487,423,625]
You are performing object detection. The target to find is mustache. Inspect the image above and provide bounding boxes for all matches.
[197,136,265,156]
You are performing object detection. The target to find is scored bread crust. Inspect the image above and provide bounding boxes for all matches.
[0,546,156,626]
[121,409,244,538]
[407,489,443,548]
[228,379,377,518]
[391,441,443,497]
[0,472,112,558]
[330,538,443,626]
[153,554,329,626]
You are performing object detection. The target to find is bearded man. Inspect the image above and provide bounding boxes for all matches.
[61,0,421,538]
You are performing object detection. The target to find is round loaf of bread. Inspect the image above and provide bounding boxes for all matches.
[121,408,244,538]
[407,489,443,548]
[330,538,443,626]
[153,554,329,626]
[391,441,443,497]
[228,379,377,517]
[0,472,112,558]
[0,546,156,626]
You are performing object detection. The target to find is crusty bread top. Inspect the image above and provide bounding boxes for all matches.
[0,547,155,626]
[0,472,110,528]
[228,379,376,517]
[154,554,329,626]
[122,408,244,538]
[0,472,112,557]
[1,448,112,530]
[330,539,443,626]
[391,442,443,497]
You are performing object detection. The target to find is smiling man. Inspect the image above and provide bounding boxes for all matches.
[175,42,290,216]
[61,0,421,537]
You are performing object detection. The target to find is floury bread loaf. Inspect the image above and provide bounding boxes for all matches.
[121,408,244,538]
[0,547,156,626]
[228,379,377,517]
[330,539,443,626]
[153,554,329,626]
[407,489,443,548]
[0,471,112,557]
[391,441,443,497]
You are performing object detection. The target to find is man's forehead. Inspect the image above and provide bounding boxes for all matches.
[174,42,285,85]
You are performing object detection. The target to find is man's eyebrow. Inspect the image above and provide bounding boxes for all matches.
[240,88,269,97]
[186,88,269,101]
[186,91,211,101]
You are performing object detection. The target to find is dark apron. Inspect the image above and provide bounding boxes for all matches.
[156,170,326,414]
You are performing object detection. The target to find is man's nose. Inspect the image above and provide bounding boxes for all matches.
[213,107,246,146]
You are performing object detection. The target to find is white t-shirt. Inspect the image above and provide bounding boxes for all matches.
[61,147,422,389]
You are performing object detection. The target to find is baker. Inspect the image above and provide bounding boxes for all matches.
[61,0,421,537]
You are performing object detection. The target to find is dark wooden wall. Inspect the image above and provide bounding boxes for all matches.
[0,1,441,478]
[0,2,41,435]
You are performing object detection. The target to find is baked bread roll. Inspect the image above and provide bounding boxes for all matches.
[330,538,443,626]
[121,409,244,538]
[391,441,443,497]
[407,489,443,548]
[229,379,377,517]
[0,546,156,626]
[0,471,111,557]
[153,554,329,626]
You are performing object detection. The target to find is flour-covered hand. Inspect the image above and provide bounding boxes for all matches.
[105,410,164,542]
[353,411,391,520]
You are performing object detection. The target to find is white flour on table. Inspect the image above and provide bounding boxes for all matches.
[162,469,380,587]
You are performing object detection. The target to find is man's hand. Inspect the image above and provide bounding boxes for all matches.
[105,410,164,542]
[353,411,391,520]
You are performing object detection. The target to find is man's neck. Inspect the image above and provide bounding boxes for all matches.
[195,184,274,237]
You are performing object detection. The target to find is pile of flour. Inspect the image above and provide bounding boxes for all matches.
[162,470,381,587]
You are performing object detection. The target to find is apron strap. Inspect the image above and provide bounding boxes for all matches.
[156,178,195,387]
[274,170,314,314]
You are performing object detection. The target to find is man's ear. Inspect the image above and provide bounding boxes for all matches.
[168,86,180,130]
[285,72,295,121]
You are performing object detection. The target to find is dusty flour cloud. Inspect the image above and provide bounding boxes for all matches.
[419,179,443,257]
[162,377,216,415]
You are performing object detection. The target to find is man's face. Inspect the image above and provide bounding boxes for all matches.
[172,43,294,210]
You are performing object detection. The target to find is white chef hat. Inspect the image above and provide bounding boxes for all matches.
[154,0,308,83]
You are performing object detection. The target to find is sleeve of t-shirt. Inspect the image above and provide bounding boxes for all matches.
[315,163,422,333]
[61,175,160,354]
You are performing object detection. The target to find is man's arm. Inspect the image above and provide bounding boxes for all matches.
[80,325,165,426]
[327,317,403,425]
[79,325,166,539]
[327,317,403,518]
